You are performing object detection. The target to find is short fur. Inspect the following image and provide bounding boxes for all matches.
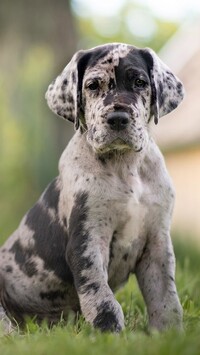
[0,43,184,333]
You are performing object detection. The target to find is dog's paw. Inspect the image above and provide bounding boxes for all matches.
[93,300,124,332]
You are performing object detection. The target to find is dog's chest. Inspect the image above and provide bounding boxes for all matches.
[108,193,147,290]
[120,197,147,246]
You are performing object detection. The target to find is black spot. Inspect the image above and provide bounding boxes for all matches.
[87,47,110,69]
[67,192,92,292]
[103,92,114,106]
[93,301,121,332]
[123,253,128,261]
[77,52,93,109]
[102,57,113,65]
[158,82,165,107]
[10,241,37,277]
[141,96,146,106]
[108,78,115,90]
[79,277,100,295]
[40,290,66,302]
[168,100,177,111]
[167,252,173,258]
[177,82,183,94]
[72,72,76,83]
[42,178,60,213]
[173,308,179,314]
[61,79,68,91]
[56,107,62,116]
[24,260,38,277]
[67,93,74,104]
[97,155,107,165]
[76,276,89,290]
[82,282,100,295]
[5,265,13,273]
[109,231,117,261]
[92,126,97,135]
[59,93,66,103]
[25,201,73,283]
[39,272,48,283]
[115,50,150,93]
[67,192,89,246]
[63,217,67,228]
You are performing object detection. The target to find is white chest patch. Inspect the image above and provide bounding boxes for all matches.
[120,197,147,248]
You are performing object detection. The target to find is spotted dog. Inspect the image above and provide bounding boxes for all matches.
[0,43,184,333]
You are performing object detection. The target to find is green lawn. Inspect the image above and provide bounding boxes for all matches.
[1,237,200,355]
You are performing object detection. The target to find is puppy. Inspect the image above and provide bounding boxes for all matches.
[0,43,184,332]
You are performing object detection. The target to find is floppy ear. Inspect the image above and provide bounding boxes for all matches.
[141,48,184,124]
[45,50,91,130]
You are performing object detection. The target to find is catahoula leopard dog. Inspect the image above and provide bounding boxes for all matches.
[0,43,184,333]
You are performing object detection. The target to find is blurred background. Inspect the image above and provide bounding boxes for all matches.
[0,0,200,246]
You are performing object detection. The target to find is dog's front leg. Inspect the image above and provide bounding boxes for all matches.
[135,233,183,332]
[66,193,124,332]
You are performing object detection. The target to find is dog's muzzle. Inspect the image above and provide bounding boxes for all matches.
[107,111,129,131]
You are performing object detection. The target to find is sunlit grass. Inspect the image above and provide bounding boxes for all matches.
[1,237,200,355]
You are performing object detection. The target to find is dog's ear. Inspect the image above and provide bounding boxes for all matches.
[45,50,91,130]
[141,48,184,124]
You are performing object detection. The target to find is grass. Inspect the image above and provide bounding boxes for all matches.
[1,237,200,355]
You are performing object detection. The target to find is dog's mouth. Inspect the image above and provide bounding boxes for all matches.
[87,125,146,155]
[95,138,132,154]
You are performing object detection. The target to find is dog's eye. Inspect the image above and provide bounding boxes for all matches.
[87,80,99,91]
[134,78,147,88]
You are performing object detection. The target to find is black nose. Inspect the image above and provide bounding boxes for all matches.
[107,112,129,131]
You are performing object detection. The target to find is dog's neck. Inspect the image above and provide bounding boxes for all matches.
[62,130,152,182]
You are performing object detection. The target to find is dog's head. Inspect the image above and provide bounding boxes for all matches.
[46,43,184,154]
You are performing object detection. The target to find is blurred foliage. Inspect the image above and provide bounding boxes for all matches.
[0,45,58,240]
[0,0,179,241]
[0,0,75,241]
[72,0,178,51]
